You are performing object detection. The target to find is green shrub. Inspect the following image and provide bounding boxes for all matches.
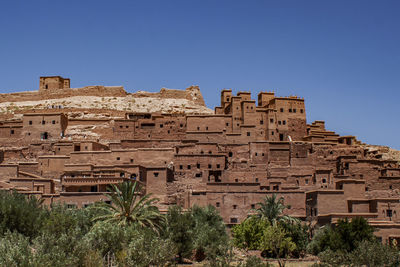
[349,240,400,267]
[0,231,33,267]
[32,227,90,266]
[232,216,270,250]
[122,228,176,267]
[191,205,229,261]
[238,255,273,267]
[0,191,48,238]
[165,205,194,262]
[308,217,374,255]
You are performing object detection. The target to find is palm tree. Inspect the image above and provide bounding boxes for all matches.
[93,180,165,233]
[255,194,299,225]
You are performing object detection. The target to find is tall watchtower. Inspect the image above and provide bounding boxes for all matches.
[39,76,70,92]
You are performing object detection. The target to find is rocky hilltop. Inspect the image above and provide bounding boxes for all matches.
[0,82,212,120]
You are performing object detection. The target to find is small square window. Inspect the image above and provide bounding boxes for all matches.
[197,163,200,168]
[230,218,238,223]
[283,121,286,125]
[260,120,263,125]
[251,204,255,209]
[160,124,163,128]
[116,157,120,160]
[226,123,229,126]
[154,172,159,177]
[208,164,212,169]
[278,121,282,125]
[10,130,14,134]
[216,164,220,169]
[300,109,304,113]
[187,165,191,170]
[179,165,183,170]
[52,120,56,124]
[233,205,237,209]
[280,108,284,112]
[29,121,32,125]
[216,202,220,207]
[197,127,200,130]
[289,109,292,112]
[293,109,297,113]
[247,132,250,136]
[270,118,274,123]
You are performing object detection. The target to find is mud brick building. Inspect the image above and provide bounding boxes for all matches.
[1,76,400,243]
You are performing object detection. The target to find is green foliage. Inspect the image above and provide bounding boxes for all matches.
[165,205,229,263]
[165,205,195,262]
[191,205,229,261]
[232,216,270,250]
[237,256,273,267]
[92,180,165,232]
[0,190,47,238]
[255,194,299,225]
[317,249,351,267]
[308,217,375,255]
[280,221,309,257]
[348,240,400,267]
[122,228,176,267]
[32,226,90,266]
[84,221,127,257]
[205,243,235,267]
[0,231,33,267]
[259,223,296,260]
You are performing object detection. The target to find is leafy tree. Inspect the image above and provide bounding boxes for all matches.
[0,190,48,238]
[349,239,400,267]
[0,231,33,267]
[308,217,375,255]
[122,227,176,267]
[84,221,127,257]
[165,205,194,263]
[191,205,229,261]
[32,227,90,267]
[232,216,270,250]
[255,194,299,225]
[280,221,309,257]
[92,180,164,232]
[259,224,296,267]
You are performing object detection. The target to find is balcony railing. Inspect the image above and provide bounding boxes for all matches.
[63,177,125,185]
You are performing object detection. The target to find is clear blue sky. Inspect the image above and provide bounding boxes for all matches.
[0,0,399,149]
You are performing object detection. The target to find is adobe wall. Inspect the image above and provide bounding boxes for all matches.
[131,85,206,106]
[0,86,127,104]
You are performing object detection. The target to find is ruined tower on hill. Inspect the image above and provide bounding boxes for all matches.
[0,76,399,244]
